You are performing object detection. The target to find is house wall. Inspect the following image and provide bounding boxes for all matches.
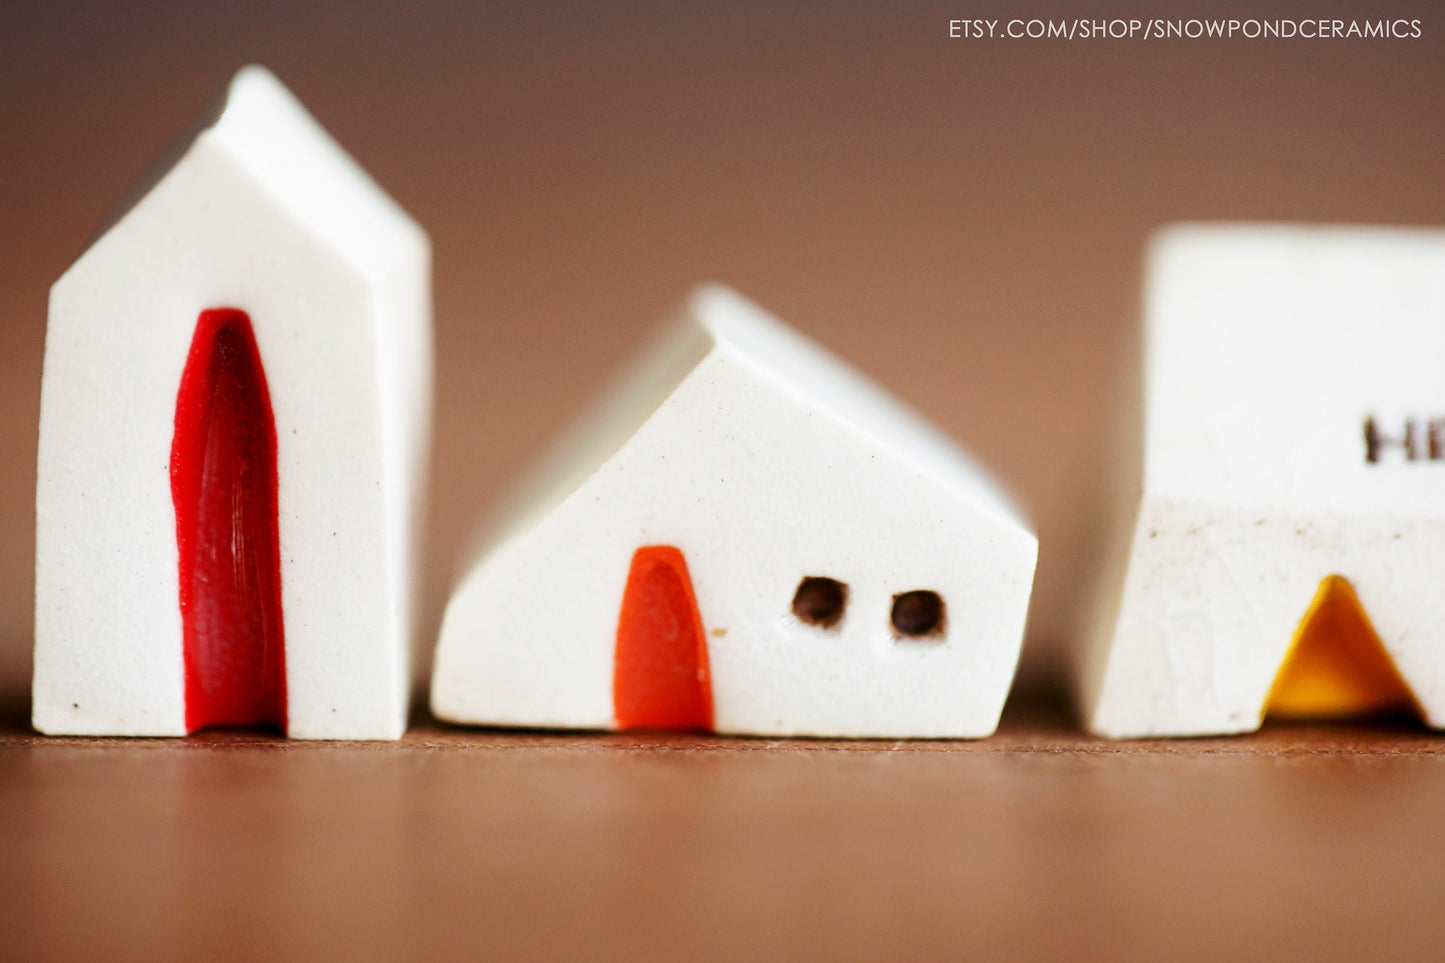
[434,343,1036,738]
[35,138,410,738]
[1083,227,1445,736]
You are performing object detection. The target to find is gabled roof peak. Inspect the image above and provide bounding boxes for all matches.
[683,283,1031,534]
[75,65,425,285]
[204,65,426,276]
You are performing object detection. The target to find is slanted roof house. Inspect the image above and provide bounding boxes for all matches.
[432,285,1036,738]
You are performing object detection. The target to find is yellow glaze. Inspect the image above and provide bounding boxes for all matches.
[1265,576,1420,721]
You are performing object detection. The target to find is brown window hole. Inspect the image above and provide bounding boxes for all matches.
[891,590,945,639]
[792,577,848,629]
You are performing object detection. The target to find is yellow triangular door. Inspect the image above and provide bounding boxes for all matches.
[1265,576,1420,721]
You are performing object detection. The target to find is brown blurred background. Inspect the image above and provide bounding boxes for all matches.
[3,0,1443,698]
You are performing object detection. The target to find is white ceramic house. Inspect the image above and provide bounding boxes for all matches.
[1079,224,1445,737]
[33,66,431,739]
[432,284,1037,738]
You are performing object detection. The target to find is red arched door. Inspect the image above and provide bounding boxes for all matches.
[171,308,287,733]
[613,546,713,730]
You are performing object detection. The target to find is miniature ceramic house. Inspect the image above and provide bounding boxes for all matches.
[1078,224,1445,737]
[431,284,1037,738]
[33,66,431,739]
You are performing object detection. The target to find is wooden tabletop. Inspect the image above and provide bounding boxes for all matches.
[4,691,1445,962]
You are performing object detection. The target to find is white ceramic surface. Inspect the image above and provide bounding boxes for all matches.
[432,284,1037,738]
[33,66,432,739]
[1079,224,1445,737]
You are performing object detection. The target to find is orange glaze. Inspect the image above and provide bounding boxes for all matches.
[1265,575,1419,722]
[613,546,713,731]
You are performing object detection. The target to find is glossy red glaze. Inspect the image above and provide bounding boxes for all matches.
[613,546,713,731]
[171,308,286,733]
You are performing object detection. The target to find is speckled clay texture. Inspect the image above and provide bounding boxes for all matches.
[1079,224,1445,737]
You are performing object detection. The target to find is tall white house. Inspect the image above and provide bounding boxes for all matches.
[34,66,432,739]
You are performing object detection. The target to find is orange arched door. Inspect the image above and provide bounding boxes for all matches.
[171,308,287,733]
[613,546,714,731]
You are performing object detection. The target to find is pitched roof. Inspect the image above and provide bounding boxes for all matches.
[84,65,424,279]
[693,284,1029,534]
[467,284,1031,566]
